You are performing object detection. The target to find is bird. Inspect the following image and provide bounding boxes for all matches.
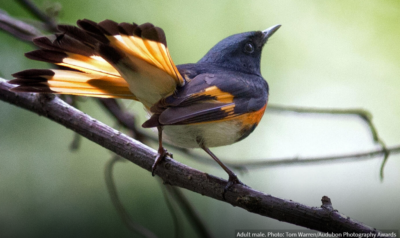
[9,19,281,193]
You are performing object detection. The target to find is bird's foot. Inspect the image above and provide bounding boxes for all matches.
[222,174,247,200]
[151,147,173,176]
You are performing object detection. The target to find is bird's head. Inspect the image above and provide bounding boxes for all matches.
[198,24,281,76]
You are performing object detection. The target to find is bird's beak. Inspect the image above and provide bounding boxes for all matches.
[262,24,281,42]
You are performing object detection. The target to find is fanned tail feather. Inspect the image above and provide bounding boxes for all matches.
[10,19,184,106]
[10,69,137,99]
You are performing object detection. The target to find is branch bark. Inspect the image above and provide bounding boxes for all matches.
[0,79,389,235]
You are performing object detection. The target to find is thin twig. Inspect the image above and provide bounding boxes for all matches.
[159,181,182,238]
[16,0,58,32]
[379,151,390,181]
[104,156,158,238]
[69,132,82,151]
[267,104,390,177]
[97,98,147,142]
[226,146,400,168]
[0,10,41,41]
[267,105,380,143]
[164,186,214,238]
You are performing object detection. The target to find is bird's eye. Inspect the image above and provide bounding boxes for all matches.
[244,43,254,54]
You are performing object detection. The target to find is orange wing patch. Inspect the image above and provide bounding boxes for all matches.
[191,102,267,125]
[185,85,235,104]
[238,103,267,126]
[203,86,234,103]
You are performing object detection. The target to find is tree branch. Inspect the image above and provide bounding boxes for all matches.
[16,0,58,32]
[0,79,391,235]
[0,10,41,41]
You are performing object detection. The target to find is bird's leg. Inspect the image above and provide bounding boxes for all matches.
[198,140,244,198]
[151,126,172,176]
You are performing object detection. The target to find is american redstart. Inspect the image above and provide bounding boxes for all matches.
[9,19,280,192]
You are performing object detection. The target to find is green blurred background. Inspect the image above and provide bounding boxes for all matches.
[0,0,399,237]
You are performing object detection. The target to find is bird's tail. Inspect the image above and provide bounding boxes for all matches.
[9,19,184,108]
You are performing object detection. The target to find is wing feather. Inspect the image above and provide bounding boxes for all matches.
[146,71,268,126]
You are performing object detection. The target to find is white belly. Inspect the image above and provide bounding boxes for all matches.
[162,120,244,148]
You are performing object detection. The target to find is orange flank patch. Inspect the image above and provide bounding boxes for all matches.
[219,102,267,125]
[237,103,267,126]
[234,103,267,141]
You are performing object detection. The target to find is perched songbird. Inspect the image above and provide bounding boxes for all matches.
[9,19,280,191]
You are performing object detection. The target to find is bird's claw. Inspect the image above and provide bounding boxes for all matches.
[222,174,247,200]
[151,147,172,176]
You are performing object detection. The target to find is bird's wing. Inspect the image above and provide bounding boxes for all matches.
[10,19,184,107]
[150,72,268,126]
